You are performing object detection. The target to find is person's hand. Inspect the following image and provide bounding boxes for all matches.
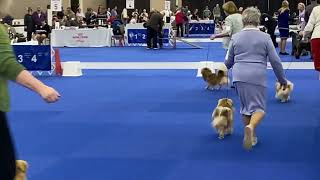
[39,85,61,103]
[299,31,304,37]
[280,83,288,90]
[210,34,216,40]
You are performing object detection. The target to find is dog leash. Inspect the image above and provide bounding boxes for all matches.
[205,37,211,68]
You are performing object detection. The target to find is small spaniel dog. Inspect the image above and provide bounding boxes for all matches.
[275,80,294,103]
[212,98,234,139]
[201,65,229,90]
[15,160,28,180]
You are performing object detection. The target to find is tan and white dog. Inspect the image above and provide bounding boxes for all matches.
[275,80,294,103]
[201,64,229,90]
[15,160,28,180]
[212,98,234,139]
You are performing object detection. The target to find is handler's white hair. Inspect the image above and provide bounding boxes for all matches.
[242,7,261,27]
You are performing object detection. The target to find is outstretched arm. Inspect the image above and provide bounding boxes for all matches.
[15,71,60,103]
[0,25,60,103]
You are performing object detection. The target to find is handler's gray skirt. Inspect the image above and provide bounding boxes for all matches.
[234,82,267,116]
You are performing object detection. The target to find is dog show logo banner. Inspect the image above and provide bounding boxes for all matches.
[126,0,135,9]
[51,0,62,11]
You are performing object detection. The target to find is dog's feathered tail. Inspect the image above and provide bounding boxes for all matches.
[213,107,230,127]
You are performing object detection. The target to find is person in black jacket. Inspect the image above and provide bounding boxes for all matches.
[24,8,34,41]
[35,21,51,45]
[260,12,278,48]
[146,10,164,49]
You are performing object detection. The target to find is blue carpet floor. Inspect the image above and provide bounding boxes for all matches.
[8,69,320,180]
[57,42,312,62]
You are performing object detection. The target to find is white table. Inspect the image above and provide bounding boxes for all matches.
[51,28,113,47]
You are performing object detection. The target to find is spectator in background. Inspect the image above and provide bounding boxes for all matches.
[121,8,129,25]
[97,4,103,14]
[184,10,191,37]
[140,9,149,22]
[106,8,112,21]
[32,6,47,27]
[175,8,184,37]
[132,9,139,18]
[35,20,51,45]
[191,9,200,21]
[24,8,34,41]
[158,11,165,48]
[57,7,64,20]
[182,6,189,16]
[260,12,278,47]
[45,4,51,17]
[210,1,243,50]
[203,6,211,20]
[298,3,306,31]
[213,4,221,23]
[97,7,106,16]
[278,0,290,55]
[146,10,164,49]
[59,15,68,26]
[239,7,244,13]
[130,14,138,24]
[161,8,172,23]
[111,6,118,18]
[65,7,76,20]
[76,8,85,20]
[85,8,96,25]
[2,14,14,26]
[305,0,319,24]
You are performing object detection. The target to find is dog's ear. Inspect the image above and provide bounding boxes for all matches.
[213,108,220,117]
[275,82,281,91]
[201,68,209,80]
[227,99,233,107]
[287,82,294,90]
[16,160,28,172]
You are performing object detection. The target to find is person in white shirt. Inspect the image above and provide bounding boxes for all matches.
[140,9,149,22]
[121,8,129,25]
[302,5,320,71]
[210,1,243,49]
[130,14,138,24]
[106,8,111,21]
[161,9,172,23]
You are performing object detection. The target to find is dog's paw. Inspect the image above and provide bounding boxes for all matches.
[218,135,224,139]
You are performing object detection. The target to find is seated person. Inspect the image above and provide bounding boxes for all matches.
[35,21,51,45]
[130,14,138,24]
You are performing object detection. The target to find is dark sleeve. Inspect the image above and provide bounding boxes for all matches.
[24,15,27,25]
